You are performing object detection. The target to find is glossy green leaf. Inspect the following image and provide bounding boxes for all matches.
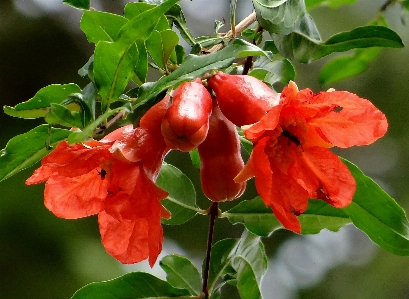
[189,149,200,169]
[166,4,196,46]
[67,105,131,144]
[305,0,357,10]
[146,30,179,69]
[94,0,178,110]
[3,84,81,118]
[253,0,307,35]
[63,0,89,9]
[124,2,170,32]
[300,200,351,234]
[249,55,295,86]
[159,255,202,295]
[342,159,409,256]
[195,36,225,48]
[224,197,351,236]
[157,163,199,225]
[207,238,237,293]
[208,231,267,299]
[70,272,190,299]
[136,39,269,107]
[275,24,403,63]
[93,42,137,111]
[0,125,71,182]
[45,103,83,128]
[319,47,381,85]
[80,11,128,43]
[134,40,149,83]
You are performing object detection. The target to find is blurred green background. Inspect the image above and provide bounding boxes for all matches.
[1,0,409,298]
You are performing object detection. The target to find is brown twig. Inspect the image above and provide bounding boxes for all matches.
[208,11,257,54]
[201,202,219,299]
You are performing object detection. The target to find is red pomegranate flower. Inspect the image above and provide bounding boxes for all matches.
[26,97,171,266]
[235,81,388,233]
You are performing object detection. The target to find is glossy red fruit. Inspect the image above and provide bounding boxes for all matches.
[198,101,246,202]
[207,71,280,127]
[161,79,213,152]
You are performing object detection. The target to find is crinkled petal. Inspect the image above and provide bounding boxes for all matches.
[248,137,308,233]
[26,165,56,185]
[309,91,388,147]
[26,141,112,181]
[300,147,356,207]
[147,198,164,267]
[98,211,150,264]
[243,105,282,141]
[43,170,108,219]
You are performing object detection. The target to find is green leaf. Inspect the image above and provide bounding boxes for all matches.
[249,55,296,86]
[156,163,199,225]
[253,0,307,35]
[3,84,81,118]
[0,125,71,182]
[70,272,190,299]
[275,25,404,63]
[93,41,138,111]
[63,0,89,9]
[93,0,179,110]
[166,4,196,46]
[189,149,200,169]
[299,200,351,234]
[67,105,131,144]
[208,231,267,299]
[160,255,202,295]
[224,197,282,237]
[136,39,269,107]
[146,30,179,69]
[224,197,351,236]
[195,36,225,48]
[305,0,357,10]
[319,47,381,85]
[80,11,128,43]
[45,103,84,128]
[124,2,170,32]
[342,159,409,256]
[134,40,149,83]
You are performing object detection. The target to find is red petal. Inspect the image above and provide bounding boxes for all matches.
[243,105,282,142]
[309,91,388,148]
[147,199,163,267]
[98,211,150,264]
[26,165,55,185]
[300,147,356,207]
[43,170,108,219]
[31,141,111,179]
[249,137,308,233]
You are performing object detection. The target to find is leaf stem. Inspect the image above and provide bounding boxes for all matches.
[202,202,219,299]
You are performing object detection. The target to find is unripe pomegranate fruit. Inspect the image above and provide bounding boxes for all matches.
[207,72,280,127]
[161,79,213,152]
[198,101,246,202]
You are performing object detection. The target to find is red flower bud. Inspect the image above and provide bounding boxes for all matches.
[198,101,246,202]
[208,71,280,127]
[161,79,213,152]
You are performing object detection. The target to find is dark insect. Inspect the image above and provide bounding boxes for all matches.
[281,129,301,147]
[97,168,107,179]
[333,105,343,113]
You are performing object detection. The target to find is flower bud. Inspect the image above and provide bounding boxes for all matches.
[198,102,246,202]
[208,72,280,127]
[161,79,213,152]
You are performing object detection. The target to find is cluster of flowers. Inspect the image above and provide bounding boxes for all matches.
[26,72,388,265]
